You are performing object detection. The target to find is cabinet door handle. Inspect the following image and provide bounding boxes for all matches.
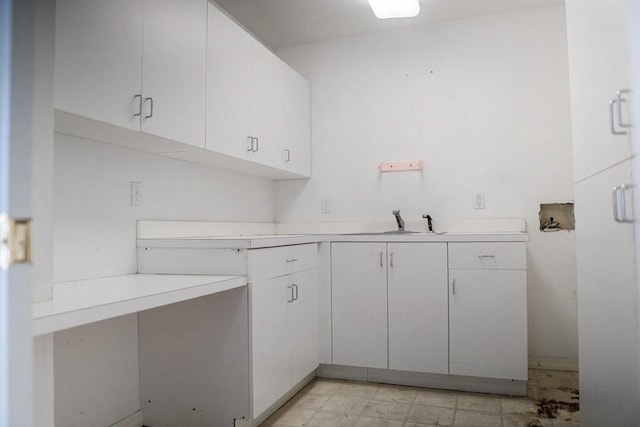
[452,278,456,295]
[292,284,298,301]
[610,99,628,135]
[287,285,294,303]
[390,252,394,267]
[247,136,254,152]
[478,255,496,259]
[144,97,154,119]
[253,137,259,152]
[616,90,633,128]
[284,149,291,163]
[133,94,142,117]
[380,252,384,267]
[613,184,635,223]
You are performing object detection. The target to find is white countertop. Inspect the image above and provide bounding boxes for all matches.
[32,274,246,336]
[137,231,528,249]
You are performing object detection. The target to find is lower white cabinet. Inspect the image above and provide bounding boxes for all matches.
[250,250,319,418]
[448,242,527,381]
[331,242,448,373]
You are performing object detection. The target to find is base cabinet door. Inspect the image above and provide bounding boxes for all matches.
[250,276,290,417]
[388,243,448,374]
[288,269,319,386]
[331,243,388,369]
[449,269,527,380]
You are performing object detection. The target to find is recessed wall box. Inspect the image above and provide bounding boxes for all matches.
[539,203,575,231]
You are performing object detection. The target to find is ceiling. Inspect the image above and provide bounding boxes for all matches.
[212,0,565,49]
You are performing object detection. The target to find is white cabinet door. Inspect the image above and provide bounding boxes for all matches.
[141,0,206,147]
[566,0,633,181]
[288,269,319,386]
[449,269,527,381]
[250,41,283,168]
[206,4,252,159]
[282,65,311,177]
[331,243,388,369]
[250,277,290,417]
[388,243,448,374]
[574,159,639,425]
[55,0,144,131]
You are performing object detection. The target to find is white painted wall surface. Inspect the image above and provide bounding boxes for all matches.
[275,5,578,362]
[52,133,274,426]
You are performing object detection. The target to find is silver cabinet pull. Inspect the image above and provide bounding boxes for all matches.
[478,255,496,259]
[144,97,154,119]
[616,90,633,128]
[285,149,291,162]
[379,252,383,267]
[610,99,628,135]
[292,284,298,301]
[253,137,259,152]
[287,285,294,303]
[247,136,254,152]
[390,252,394,267]
[613,184,635,223]
[133,94,142,117]
[452,278,456,295]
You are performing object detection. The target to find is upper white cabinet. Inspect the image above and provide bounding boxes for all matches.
[282,65,312,176]
[566,0,633,181]
[55,0,207,148]
[206,4,311,176]
[55,0,144,132]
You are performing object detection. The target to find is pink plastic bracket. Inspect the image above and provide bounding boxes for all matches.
[378,160,423,172]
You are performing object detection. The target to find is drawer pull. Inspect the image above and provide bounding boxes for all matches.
[452,279,456,295]
[292,284,299,301]
[478,255,496,259]
[287,285,294,303]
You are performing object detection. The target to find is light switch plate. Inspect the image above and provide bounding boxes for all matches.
[321,198,332,214]
[131,181,142,206]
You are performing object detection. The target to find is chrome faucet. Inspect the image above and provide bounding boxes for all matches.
[393,210,405,232]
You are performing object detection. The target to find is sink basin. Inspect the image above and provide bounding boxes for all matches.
[343,231,446,236]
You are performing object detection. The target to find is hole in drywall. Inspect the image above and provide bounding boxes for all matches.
[539,203,575,232]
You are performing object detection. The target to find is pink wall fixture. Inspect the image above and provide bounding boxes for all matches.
[378,160,423,172]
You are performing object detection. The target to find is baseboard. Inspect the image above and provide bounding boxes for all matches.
[529,356,579,372]
[110,411,142,427]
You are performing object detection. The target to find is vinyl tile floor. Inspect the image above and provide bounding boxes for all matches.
[260,369,579,427]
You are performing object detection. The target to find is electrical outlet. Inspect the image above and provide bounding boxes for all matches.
[321,198,332,214]
[474,192,485,209]
[131,181,142,206]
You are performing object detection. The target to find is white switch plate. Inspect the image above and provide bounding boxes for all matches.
[474,192,485,209]
[321,198,332,214]
[131,181,142,206]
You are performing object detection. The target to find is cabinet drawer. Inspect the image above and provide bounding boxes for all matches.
[248,244,317,282]
[448,243,526,270]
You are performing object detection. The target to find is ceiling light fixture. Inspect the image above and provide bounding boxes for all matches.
[368,0,420,19]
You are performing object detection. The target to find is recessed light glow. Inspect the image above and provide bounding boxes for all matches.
[368,0,420,19]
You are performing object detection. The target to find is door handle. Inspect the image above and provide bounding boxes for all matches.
[452,278,456,295]
[285,149,291,162]
[287,285,294,303]
[247,136,254,152]
[613,184,635,223]
[610,99,628,135]
[253,137,259,152]
[133,94,142,117]
[379,251,383,267]
[144,97,154,119]
[390,252,394,267]
[616,89,633,129]
[292,284,298,301]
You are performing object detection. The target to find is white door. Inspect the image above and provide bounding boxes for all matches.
[141,0,206,147]
[387,243,448,374]
[206,4,252,159]
[575,159,639,425]
[288,269,319,385]
[250,277,290,417]
[281,65,311,177]
[250,41,283,168]
[54,0,144,131]
[331,242,388,369]
[449,269,527,380]
[1,0,34,424]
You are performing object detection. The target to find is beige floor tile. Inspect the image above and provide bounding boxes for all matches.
[406,405,455,425]
[373,385,417,404]
[502,413,553,427]
[361,400,411,420]
[262,405,316,427]
[305,411,358,427]
[413,389,458,409]
[456,393,501,412]
[404,423,436,427]
[303,378,346,395]
[322,394,370,415]
[354,416,404,427]
[551,419,579,427]
[453,409,501,427]
[286,392,331,410]
[339,381,380,398]
[501,396,539,414]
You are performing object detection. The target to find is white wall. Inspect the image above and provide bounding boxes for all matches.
[52,133,275,426]
[275,5,578,363]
